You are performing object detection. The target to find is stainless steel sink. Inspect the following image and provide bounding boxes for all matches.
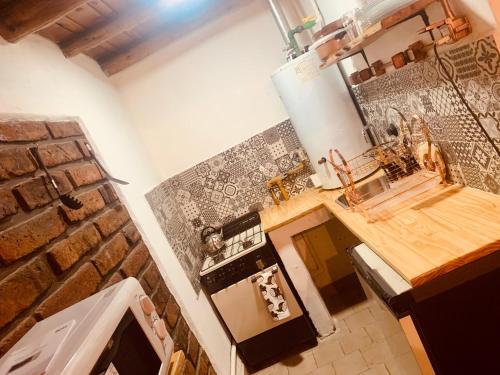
[336,175,391,209]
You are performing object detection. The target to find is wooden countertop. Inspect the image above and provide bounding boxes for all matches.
[259,177,500,287]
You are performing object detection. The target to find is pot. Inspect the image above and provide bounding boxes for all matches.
[349,71,363,85]
[201,226,225,255]
[371,60,386,76]
[359,67,373,82]
[311,30,348,62]
[312,18,344,41]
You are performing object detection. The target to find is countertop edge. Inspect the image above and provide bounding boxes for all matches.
[411,239,500,287]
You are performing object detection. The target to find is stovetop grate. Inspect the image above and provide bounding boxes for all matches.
[221,211,261,239]
[200,212,265,275]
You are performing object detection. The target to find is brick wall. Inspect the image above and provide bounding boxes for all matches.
[0,118,215,375]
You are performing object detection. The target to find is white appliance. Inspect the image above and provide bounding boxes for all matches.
[351,243,412,297]
[348,243,412,320]
[0,278,174,375]
[272,51,377,188]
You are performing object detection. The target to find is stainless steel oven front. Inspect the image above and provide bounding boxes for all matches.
[348,243,412,318]
[211,264,304,343]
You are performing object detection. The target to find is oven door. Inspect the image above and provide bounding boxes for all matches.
[211,265,303,343]
[90,309,166,375]
[348,243,412,318]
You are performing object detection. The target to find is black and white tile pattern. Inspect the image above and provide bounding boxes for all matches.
[146,120,313,291]
[354,36,500,193]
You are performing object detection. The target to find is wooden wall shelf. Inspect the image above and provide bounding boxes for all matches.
[320,0,437,70]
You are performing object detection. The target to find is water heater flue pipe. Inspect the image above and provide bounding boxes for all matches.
[309,0,325,28]
[267,0,292,45]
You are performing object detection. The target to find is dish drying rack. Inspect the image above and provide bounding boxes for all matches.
[328,123,447,222]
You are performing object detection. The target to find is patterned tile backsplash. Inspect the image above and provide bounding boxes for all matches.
[146,120,314,291]
[353,36,500,193]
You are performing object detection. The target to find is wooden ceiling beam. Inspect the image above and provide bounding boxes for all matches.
[100,29,173,75]
[99,1,243,76]
[61,2,159,57]
[0,0,90,43]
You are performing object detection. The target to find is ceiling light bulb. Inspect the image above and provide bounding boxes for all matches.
[159,0,188,6]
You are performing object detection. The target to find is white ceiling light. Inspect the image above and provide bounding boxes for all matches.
[159,0,187,6]
[158,0,210,8]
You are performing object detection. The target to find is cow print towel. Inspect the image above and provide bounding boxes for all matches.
[257,270,291,321]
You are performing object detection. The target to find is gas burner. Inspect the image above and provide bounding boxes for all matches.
[212,251,224,263]
[242,239,254,250]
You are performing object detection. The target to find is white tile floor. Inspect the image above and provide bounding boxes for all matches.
[254,300,421,375]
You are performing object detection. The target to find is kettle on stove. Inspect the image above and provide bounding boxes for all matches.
[201,226,225,255]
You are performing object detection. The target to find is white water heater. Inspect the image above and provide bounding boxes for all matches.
[271,51,376,188]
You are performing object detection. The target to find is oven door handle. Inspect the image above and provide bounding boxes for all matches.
[251,266,278,283]
[348,249,395,302]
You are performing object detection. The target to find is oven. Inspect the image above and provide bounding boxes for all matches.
[210,255,304,342]
[0,278,173,375]
[347,243,412,318]
[200,213,316,370]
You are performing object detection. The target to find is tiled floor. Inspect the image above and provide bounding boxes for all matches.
[254,300,421,375]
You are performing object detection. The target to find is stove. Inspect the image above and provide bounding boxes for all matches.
[198,212,317,369]
[199,212,267,276]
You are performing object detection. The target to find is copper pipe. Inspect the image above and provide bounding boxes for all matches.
[440,0,455,18]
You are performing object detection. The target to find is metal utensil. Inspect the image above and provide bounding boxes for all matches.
[201,226,225,255]
[29,147,83,210]
[83,142,129,185]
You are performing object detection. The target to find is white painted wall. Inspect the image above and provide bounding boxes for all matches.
[313,0,363,23]
[0,35,231,375]
[489,0,500,43]
[111,1,290,180]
